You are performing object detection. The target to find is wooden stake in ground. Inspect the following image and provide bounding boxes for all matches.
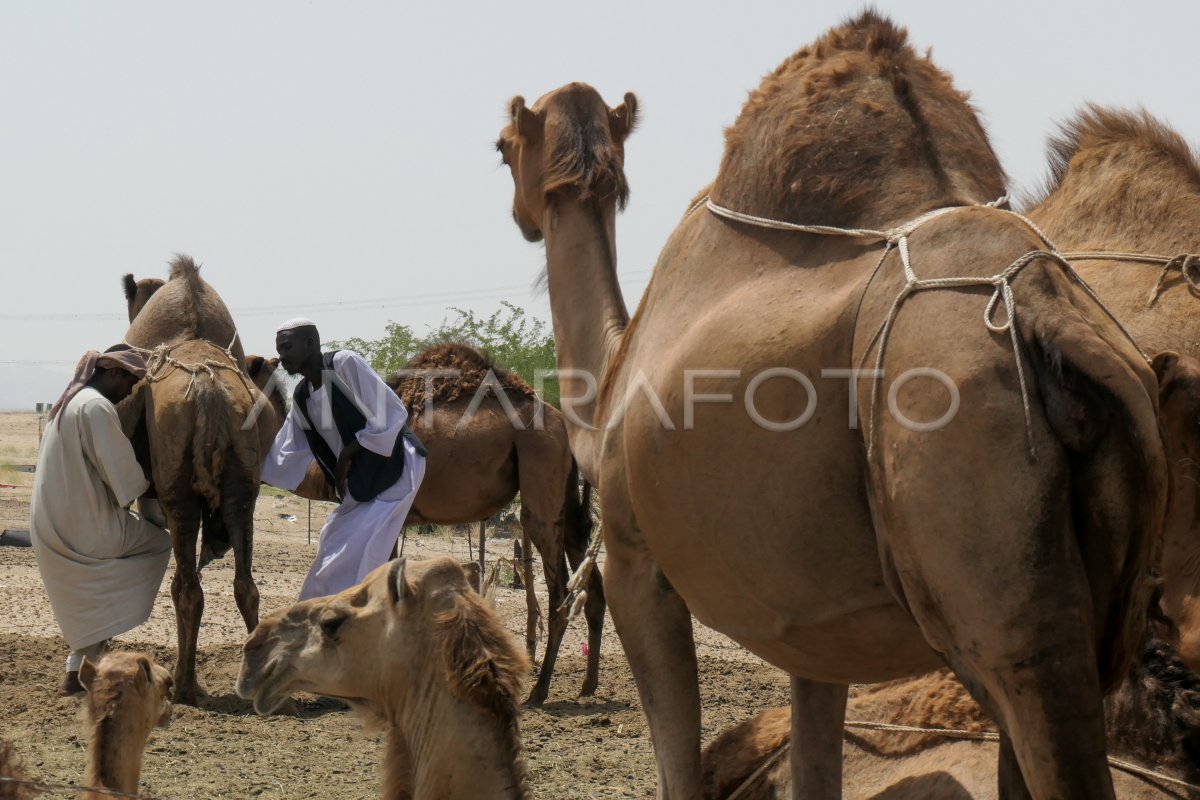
[477,520,486,582]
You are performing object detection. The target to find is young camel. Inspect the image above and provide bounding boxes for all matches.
[237,556,530,800]
[79,652,174,800]
[244,342,604,706]
[701,636,1200,799]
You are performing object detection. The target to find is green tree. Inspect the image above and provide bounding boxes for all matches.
[329,301,560,407]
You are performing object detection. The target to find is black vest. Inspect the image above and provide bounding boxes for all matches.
[293,351,427,503]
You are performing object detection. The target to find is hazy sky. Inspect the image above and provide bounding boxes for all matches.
[2,1,1198,407]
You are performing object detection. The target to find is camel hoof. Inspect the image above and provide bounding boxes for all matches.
[524,687,548,707]
[579,679,598,698]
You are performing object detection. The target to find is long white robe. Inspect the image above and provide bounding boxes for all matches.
[30,387,171,651]
[262,350,426,600]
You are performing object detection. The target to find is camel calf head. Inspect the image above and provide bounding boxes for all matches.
[237,556,528,724]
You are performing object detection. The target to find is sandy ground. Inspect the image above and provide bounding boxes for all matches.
[0,412,789,799]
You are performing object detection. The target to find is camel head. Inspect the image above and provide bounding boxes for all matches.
[246,354,284,417]
[237,556,529,722]
[121,274,166,323]
[80,652,173,732]
[496,82,637,242]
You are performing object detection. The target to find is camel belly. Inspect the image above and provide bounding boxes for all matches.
[614,278,938,681]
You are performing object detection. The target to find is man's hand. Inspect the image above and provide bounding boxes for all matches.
[334,440,365,501]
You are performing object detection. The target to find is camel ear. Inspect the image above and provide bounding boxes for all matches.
[388,558,414,605]
[79,657,98,692]
[511,96,542,142]
[460,561,482,594]
[1152,351,1180,386]
[247,356,265,379]
[610,92,639,142]
[137,656,154,685]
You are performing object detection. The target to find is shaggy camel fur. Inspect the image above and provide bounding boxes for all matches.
[1026,106,1200,670]
[244,342,604,706]
[497,12,1166,799]
[237,556,530,800]
[80,652,173,800]
[701,637,1200,799]
[120,256,272,704]
[0,741,35,800]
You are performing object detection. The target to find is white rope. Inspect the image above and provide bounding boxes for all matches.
[1061,251,1200,308]
[559,524,604,620]
[702,196,1156,461]
[724,721,1200,798]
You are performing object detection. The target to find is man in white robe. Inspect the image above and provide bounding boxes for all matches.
[262,318,426,600]
[30,346,171,696]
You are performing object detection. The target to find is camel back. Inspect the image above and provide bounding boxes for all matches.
[1028,105,1200,256]
[388,342,536,421]
[712,11,1005,226]
[123,255,244,365]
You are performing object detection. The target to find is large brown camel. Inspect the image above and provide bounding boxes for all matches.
[243,342,605,706]
[80,652,173,800]
[700,636,1200,799]
[120,256,272,705]
[1025,106,1200,668]
[237,556,530,800]
[497,13,1167,799]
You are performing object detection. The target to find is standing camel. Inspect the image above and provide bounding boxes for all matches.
[244,342,604,706]
[237,556,530,800]
[700,636,1200,799]
[1025,106,1200,668]
[497,13,1166,799]
[79,652,173,800]
[120,256,272,704]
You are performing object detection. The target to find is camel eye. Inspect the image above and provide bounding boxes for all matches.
[321,615,347,639]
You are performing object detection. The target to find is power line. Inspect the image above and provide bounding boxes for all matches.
[0,270,654,322]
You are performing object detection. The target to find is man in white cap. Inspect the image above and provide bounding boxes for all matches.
[263,318,427,599]
[31,344,172,696]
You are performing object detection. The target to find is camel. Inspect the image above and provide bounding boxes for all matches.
[497,13,1167,798]
[237,556,530,800]
[1025,106,1200,668]
[244,342,605,706]
[700,636,1200,799]
[0,741,34,800]
[79,652,173,800]
[119,255,273,704]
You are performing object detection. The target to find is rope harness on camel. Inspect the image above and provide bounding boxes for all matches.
[123,329,259,402]
[695,195,1152,460]
[722,721,1200,800]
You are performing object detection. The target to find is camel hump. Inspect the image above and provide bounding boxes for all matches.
[391,342,535,415]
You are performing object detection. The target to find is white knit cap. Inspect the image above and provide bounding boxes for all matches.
[276,317,318,333]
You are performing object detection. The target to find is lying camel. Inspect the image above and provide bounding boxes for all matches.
[237,556,530,800]
[0,741,34,800]
[700,635,1200,799]
[80,651,173,800]
[244,342,604,706]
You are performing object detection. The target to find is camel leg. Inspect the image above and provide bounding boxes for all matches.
[605,527,700,798]
[998,733,1034,800]
[524,508,569,706]
[521,530,539,661]
[221,472,259,633]
[165,498,204,705]
[789,677,848,800]
[875,480,1117,799]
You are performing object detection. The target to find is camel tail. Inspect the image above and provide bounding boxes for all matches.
[190,374,234,511]
[563,462,594,563]
[1027,302,1167,691]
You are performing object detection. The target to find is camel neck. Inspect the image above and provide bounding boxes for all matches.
[386,681,525,800]
[541,199,628,478]
[85,717,144,799]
